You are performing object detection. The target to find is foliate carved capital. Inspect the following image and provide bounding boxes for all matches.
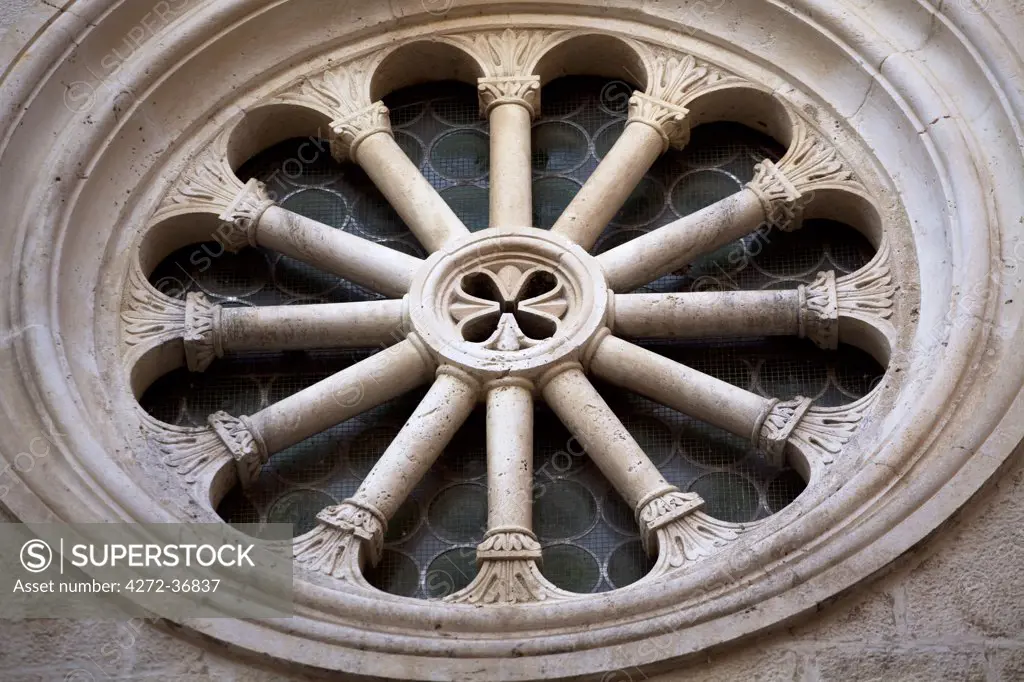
[183,293,222,372]
[275,58,375,121]
[647,511,745,577]
[153,133,274,251]
[329,101,393,163]
[628,92,690,150]
[478,76,541,118]
[789,389,881,466]
[154,134,242,223]
[293,502,384,582]
[637,489,704,554]
[447,529,570,604]
[748,126,863,231]
[292,525,366,584]
[445,28,569,78]
[141,413,228,479]
[642,50,742,109]
[218,178,274,252]
[837,238,895,323]
[207,411,268,486]
[780,125,860,194]
[756,397,814,467]
[313,500,387,566]
[747,159,806,232]
[121,264,186,359]
[799,271,839,350]
[447,557,572,605]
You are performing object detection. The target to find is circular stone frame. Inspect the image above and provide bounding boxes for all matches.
[408,227,609,378]
[1,1,1022,680]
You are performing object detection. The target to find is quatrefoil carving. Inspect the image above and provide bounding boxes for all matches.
[449,265,569,351]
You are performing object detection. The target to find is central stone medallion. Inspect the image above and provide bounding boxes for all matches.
[408,227,609,380]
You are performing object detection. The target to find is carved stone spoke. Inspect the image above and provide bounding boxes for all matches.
[448,378,573,604]
[145,337,436,498]
[538,364,740,573]
[595,123,868,293]
[153,136,422,298]
[587,334,880,476]
[256,206,422,297]
[610,237,895,350]
[275,64,470,252]
[295,367,480,580]
[551,52,741,250]
[184,298,407,371]
[597,189,769,293]
[482,76,538,228]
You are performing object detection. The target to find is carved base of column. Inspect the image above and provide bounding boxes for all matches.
[798,271,839,350]
[293,500,386,583]
[446,530,574,604]
[647,511,745,578]
[142,411,266,489]
[183,293,222,372]
[292,525,369,585]
[747,159,806,232]
[637,489,705,554]
[207,411,268,486]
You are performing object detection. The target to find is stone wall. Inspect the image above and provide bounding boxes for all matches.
[2,1,1023,680]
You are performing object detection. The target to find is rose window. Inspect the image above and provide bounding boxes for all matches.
[23,1,1024,675]
[132,46,892,601]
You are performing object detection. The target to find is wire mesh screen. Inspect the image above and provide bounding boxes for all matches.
[141,77,884,598]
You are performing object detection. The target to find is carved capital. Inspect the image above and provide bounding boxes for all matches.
[478,76,541,118]
[633,49,745,151]
[292,525,366,584]
[293,501,385,582]
[141,413,230,479]
[748,125,863,231]
[637,489,704,554]
[183,293,222,372]
[153,133,274,250]
[121,264,186,360]
[780,125,860,193]
[799,271,839,350]
[476,528,542,560]
[447,558,572,604]
[446,529,571,604]
[756,397,814,467]
[275,58,374,121]
[218,178,274,252]
[628,92,690,150]
[274,59,388,164]
[837,238,895,323]
[643,50,740,108]
[647,511,745,577]
[207,411,268,487]
[330,101,393,163]
[789,389,881,466]
[446,28,568,78]
[747,158,806,232]
[311,500,387,567]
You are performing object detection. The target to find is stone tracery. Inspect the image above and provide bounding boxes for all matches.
[124,30,894,603]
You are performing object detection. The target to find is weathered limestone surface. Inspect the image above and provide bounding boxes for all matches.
[3,0,1024,680]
